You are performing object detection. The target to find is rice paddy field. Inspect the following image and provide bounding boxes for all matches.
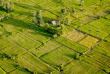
[0,0,110,74]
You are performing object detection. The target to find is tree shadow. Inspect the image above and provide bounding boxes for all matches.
[104,10,110,14]
[64,53,75,59]
[0,7,5,11]
[3,18,52,38]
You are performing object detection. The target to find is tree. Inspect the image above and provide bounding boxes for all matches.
[0,0,4,7]
[53,34,58,39]
[59,64,63,72]
[96,31,100,38]
[6,13,9,20]
[65,7,70,13]
[75,53,80,59]
[76,14,78,19]
[36,10,44,26]
[61,8,66,14]
[59,24,65,34]
[32,17,37,26]
[11,14,13,18]
[9,2,14,12]
[88,29,92,34]
[5,2,9,12]
[72,8,76,13]
[45,23,49,30]
[80,0,84,11]
[0,14,4,21]
[5,1,14,12]
[65,18,70,25]
[32,10,36,17]
[56,20,61,26]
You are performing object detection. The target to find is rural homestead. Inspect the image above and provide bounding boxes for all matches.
[0,0,110,74]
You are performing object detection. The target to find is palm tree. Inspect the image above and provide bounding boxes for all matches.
[32,10,36,17]
[89,29,92,34]
[45,23,49,30]
[32,17,37,26]
[96,31,100,38]
[5,2,9,12]
[0,0,4,7]
[72,8,76,13]
[6,13,9,19]
[80,0,84,11]
[65,18,70,25]
[37,10,44,26]
[9,2,14,12]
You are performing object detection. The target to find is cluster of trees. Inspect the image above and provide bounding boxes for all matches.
[0,14,4,21]
[32,10,67,38]
[0,0,14,12]
[0,13,10,22]
[32,6,81,38]
[32,10,44,27]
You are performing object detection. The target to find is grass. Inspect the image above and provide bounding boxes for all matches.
[17,53,55,73]
[89,18,110,33]
[105,35,110,42]
[0,0,110,73]
[10,68,32,74]
[0,58,18,72]
[40,46,76,68]
[0,38,13,49]
[0,68,6,74]
[105,14,110,19]
[63,60,106,74]
[62,29,86,42]
[23,28,51,43]
[79,36,99,48]
[85,50,110,68]
[80,55,109,71]
[93,46,110,57]
[78,24,109,39]
[1,44,27,57]
[31,40,61,57]
[55,37,88,53]
[9,32,42,51]
[99,41,110,50]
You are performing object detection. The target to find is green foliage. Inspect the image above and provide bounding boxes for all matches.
[74,53,80,59]
[36,10,44,26]
[53,34,58,39]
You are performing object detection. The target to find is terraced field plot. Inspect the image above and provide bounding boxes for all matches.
[1,44,27,57]
[9,33,42,51]
[62,29,86,42]
[31,40,61,57]
[0,58,18,72]
[79,36,99,48]
[63,60,106,74]
[40,46,76,68]
[90,18,110,33]
[55,37,88,53]
[78,24,109,39]
[17,53,55,73]
[0,68,6,74]
[0,0,110,74]
[10,68,31,74]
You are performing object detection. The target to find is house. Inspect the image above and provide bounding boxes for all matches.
[51,20,57,26]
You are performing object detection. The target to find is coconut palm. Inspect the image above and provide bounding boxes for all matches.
[36,10,44,26]
[96,31,100,38]
[89,29,92,34]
